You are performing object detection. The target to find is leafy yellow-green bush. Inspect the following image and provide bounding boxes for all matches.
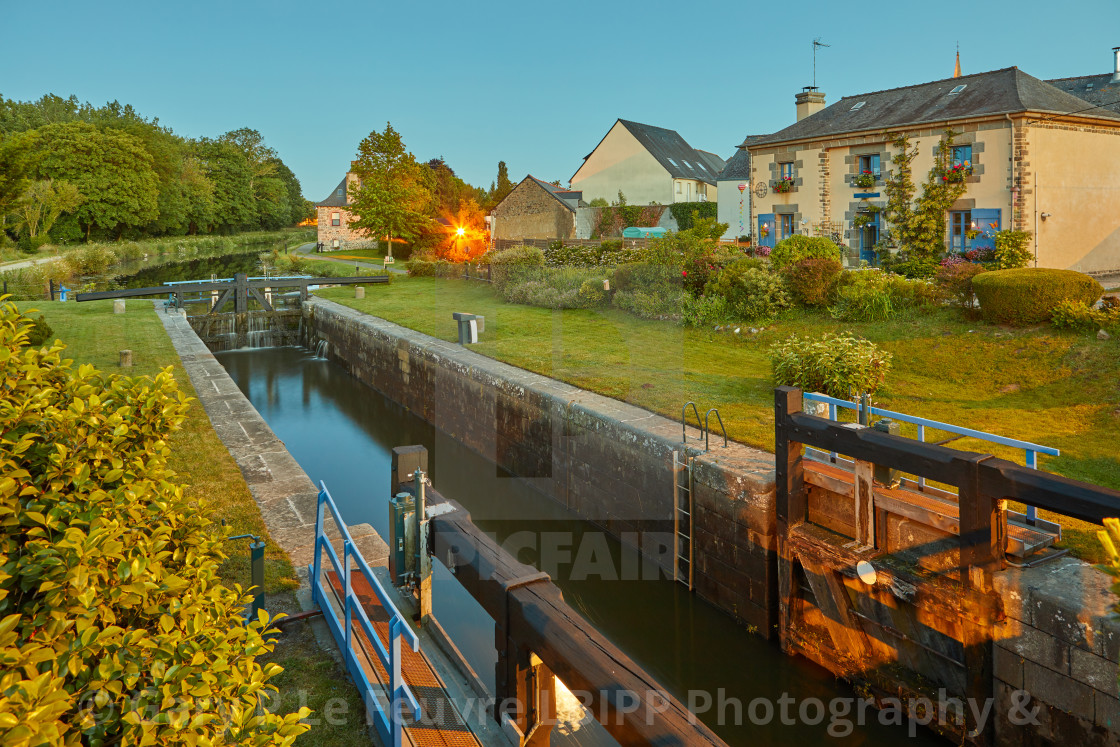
[708,259,790,321]
[769,235,843,270]
[783,258,843,307]
[1050,298,1120,332]
[972,268,1102,326]
[0,301,309,746]
[1099,518,1120,622]
[770,332,892,398]
[487,245,545,289]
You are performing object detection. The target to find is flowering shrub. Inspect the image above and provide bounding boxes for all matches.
[935,262,988,308]
[773,177,795,194]
[854,170,877,189]
[941,163,971,184]
[770,332,892,398]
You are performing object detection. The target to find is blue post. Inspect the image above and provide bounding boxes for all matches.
[917,425,926,490]
[1025,450,1038,524]
[59,286,70,302]
[344,539,353,656]
[390,617,404,747]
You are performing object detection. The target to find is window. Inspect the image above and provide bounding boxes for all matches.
[331,212,340,227]
[949,210,972,251]
[850,101,866,111]
[668,158,680,170]
[780,213,795,239]
[779,162,794,179]
[858,154,881,177]
[951,145,973,169]
[336,187,344,197]
[949,84,967,95]
[682,160,693,170]
[676,181,682,194]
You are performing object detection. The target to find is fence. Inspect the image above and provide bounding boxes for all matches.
[311,481,421,747]
[491,237,656,252]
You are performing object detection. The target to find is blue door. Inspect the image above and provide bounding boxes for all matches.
[859,212,880,264]
[758,213,776,248]
[971,208,1001,251]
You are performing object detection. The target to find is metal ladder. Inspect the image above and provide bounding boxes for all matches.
[672,450,694,590]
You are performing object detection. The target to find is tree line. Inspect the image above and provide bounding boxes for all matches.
[347,122,523,260]
[0,94,313,249]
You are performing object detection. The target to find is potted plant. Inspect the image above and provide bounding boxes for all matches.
[773,176,795,194]
[854,170,877,189]
[941,161,971,184]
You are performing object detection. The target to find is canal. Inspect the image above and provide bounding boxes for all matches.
[216,346,944,746]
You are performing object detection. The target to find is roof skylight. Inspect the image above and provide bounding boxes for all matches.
[949,84,967,95]
[668,158,680,168]
[851,101,866,111]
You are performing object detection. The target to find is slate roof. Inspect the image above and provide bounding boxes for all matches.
[716,148,751,181]
[749,67,1120,148]
[1046,74,1120,116]
[605,120,726,185]
[316,177,349,208]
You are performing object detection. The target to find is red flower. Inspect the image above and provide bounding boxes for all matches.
[682,270,688,277]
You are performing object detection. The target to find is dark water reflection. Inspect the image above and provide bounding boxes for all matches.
[216,347,944,747]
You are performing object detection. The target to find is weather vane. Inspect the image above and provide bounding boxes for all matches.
[812,38,830,88]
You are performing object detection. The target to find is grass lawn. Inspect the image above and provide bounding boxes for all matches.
[317,277,1120,562]
[321,247,386,263]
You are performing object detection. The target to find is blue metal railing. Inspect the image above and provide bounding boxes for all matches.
[802,392,1060,522]
[311,481,420,746]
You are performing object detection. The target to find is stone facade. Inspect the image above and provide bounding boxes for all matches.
[490,179,576,243]
[315,172,374,251]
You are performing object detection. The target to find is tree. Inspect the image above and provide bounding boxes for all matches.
[491,160,514,204]
[14,179,82,239]
[29,122,159,240]
[194,138,256,232]
[0,131,35,232]
[348,122,434,258]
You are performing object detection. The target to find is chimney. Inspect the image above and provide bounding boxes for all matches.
[796,86,826,122]
[1112,46,1120,84]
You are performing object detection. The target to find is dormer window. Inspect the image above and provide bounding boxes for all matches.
[949,84,967,95]
[851,101,866,111]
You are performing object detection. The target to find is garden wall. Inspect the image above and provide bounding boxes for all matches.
[302,297,779,633]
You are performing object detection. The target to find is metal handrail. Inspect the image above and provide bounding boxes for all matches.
[312,481,420,746]
[681,401,703,444]
[802,392,1059,520]
[704,408,727,452]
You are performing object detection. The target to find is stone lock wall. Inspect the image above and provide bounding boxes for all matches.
[302,298,779,633]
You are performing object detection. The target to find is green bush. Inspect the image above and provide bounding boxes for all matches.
[0,303,308,745]
[542,239,647,267]
[879,252,941,279]
[783,258,843,307]
[680,294,730,326]
[770,332,893,398]
[769,235,843,270]
[611,263,681,294]
[1050,299,1120,332]
[972,268,1103,325]
[488,245,546,288]
[830,271,942,321]
[935,262,988,308]
[578,277,610,307]
[500,266,606,309]
[993,230,1033,270]
[613,288,686,319]
[25,314,53,346]
[708,259,790,322]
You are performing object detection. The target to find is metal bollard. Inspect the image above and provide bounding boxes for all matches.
[872,418,901,487]
[228,533,267,620]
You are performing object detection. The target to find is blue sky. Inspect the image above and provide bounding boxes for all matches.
[4,1,1118,203]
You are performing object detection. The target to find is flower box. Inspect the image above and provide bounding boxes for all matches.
[773,177,795,194]
[854,171,877,189]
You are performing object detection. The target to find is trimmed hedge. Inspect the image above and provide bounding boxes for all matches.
[972,268,1102,325]
[769,235,843,270]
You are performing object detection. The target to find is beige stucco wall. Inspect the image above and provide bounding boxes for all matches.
[1030,123,1120,273]
[571,122,672,205]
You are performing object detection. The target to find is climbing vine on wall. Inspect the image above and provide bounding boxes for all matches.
[668,201,719,231]
[591,192,666,238]
[881,129,969,260]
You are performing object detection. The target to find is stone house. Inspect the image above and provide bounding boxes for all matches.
[571,119,726,206]
[489,175,582,243]
[315,172,369,250]
[747,60,1120,273]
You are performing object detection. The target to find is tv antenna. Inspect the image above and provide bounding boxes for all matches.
[812,38,830,88]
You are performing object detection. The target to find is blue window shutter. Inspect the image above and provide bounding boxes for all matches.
[758,213,776,247]
[971,208,1001,250]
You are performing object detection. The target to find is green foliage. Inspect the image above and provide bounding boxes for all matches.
[770,332,893,398]
[935,262,988,308]
[643,217,736,294]
[348,122,434,246]
[680,294,730,326]
[881,130,969,259]
[708,260,790,322]
[0,302,309,745]
[612,287,687,319]
[972,268,1103,326]
[830,271,943,322]
[1050,299,1120,332]
[542,239,647,267]
[487,245,546,289]
[783,258,843,307]
[878,250,941,279]
[667,201,718,231]
[769,235,842,270]
[588,197,609,207]
[993,230,1033,270]
[591,193,666,238]
[24,314,52,346]
[500,267,608,309]
[1097,519,1120,622]
[578,277,610,307]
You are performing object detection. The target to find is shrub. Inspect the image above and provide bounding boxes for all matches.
[783,258,843,307]
[25,314,53,346]
[611,263,681,294]
[935,262,988,308]
[831,271,943,321]
[769,235,843,270]
[0,303,308,745]
[500,266,607,309]
[407,258,436,276]
[770,332,893,398]
[680,294,730,326]
[993,230,1033,270]
[613,288,686,319]
[708,259,790,321]
[609,262,685,319]
[488,245,545,288]
[880,252,941,279]
[1050,299,1120,332]
[972,268,1102,325]
[578,277,610,307]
